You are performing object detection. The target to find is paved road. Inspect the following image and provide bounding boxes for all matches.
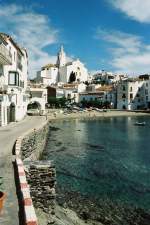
[0,116,47,225]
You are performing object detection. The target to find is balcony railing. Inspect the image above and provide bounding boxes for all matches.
[0,44,12,65]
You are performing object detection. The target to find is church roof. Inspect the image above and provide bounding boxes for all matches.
[42,63,58,70]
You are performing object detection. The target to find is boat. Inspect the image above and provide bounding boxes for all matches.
[134,122,146,126]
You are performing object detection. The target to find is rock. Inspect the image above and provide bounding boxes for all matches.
[25,161,56,215]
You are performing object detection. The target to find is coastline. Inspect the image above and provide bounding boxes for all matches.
[14,112,150,225]
[39,111,150,225]
[46,109,150,121]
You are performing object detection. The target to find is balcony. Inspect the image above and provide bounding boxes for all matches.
[0,44,12,65]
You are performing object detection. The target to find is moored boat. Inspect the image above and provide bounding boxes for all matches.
[134,122,146,126]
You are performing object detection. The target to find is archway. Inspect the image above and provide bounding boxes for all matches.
[122,105,126,110]
[10,103,15,122]
[27,101,41,115]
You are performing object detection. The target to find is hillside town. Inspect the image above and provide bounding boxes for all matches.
[1,33,150,127]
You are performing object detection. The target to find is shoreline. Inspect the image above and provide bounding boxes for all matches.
[40,113,150,225]
[46,109,150,121]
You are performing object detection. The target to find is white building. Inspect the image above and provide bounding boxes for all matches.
[92,70,115,85]
[36,46,88,86]
[49,83,86,103]
[27,82,47,114]
[117,77,150,110]
[0,33,28,126]
[36,64,58,86]
[79,85,116,108]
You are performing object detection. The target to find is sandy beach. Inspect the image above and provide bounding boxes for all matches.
[46,109,150,121]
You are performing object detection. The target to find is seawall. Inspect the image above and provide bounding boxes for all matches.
[14,121,56,225]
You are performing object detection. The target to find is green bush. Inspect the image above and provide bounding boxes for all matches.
[48,97,67,108]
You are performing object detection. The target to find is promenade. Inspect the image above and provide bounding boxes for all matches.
[0,116,46,225]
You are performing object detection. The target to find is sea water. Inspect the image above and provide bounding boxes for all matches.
[45,116,150,210]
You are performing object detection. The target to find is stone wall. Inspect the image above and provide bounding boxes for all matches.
[24,160,56,224]
[17,122,56,224]
[21,123,49,160]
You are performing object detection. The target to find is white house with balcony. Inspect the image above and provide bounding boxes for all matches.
[0,33,28,126]
[117,77,150,110]
[79,86,116,108]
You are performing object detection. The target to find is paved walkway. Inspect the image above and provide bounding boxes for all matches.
[0,116,47,225]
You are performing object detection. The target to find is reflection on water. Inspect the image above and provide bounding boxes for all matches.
[45,117,150,209]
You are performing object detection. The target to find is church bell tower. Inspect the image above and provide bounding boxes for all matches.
[57,45,66,67]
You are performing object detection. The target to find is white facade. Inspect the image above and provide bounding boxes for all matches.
[36,46,88,86]
[93,71,115,84]
[59,59,88,83]
[79,90,116,107]
[56,83,86,103]
[117,79,150,110]
[0,33,28,126]
[36,65,58,86]
[28,86,47,113]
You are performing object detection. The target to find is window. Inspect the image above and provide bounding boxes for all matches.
[130,93,133,99]
[14,52,16,62]
[136,94,140,98]
[8,71,19,86]
[122,86,125,91]
[20,80,24,88]
[138,99,140,102]
[17,53,23,71]
[145,89,148,95]
[122,93,126,98]
[130,87,132,92]
[146,83,148,87]
[0,65,3,76]
[95,97,97,101]
[67,93,71,99]
[146,96,148,101]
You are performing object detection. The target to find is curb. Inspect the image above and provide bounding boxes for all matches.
[15,140,38,225]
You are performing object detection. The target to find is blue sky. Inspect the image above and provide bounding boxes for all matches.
[1,0,150,77]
